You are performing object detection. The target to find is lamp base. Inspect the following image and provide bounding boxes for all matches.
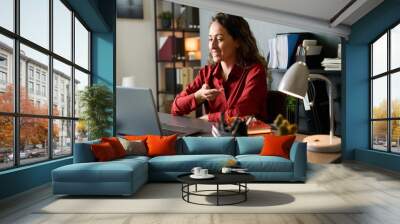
[303,135,341,152]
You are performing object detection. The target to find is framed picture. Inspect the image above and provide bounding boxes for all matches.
[117,0,144,19]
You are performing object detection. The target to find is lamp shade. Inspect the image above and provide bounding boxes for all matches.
[278,62,309,99]
[184,37,200,52]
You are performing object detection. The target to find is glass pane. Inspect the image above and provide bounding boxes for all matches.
[75,120,88,143]
[53,119,72,158]
[372,121,388,151]
[20,44,49,115]
[372,33,387,76]
[0,34,14,113]
[74,18,89,70]
[0,116,13,170]
[20,117,49,165]
[391,120,400,153]
[20,0,49,49]
[74,69,89,118]
[391,72,400,118]
[53,59,72,117]
[0,0,14,31]
[391,24,400,70]
[372,76,387,119]
[53,0,72,60]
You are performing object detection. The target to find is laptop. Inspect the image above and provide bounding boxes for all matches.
[116,87,202,136]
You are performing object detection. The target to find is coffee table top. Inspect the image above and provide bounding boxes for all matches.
[177,172,255,185]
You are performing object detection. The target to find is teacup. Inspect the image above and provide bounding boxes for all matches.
[199,169,208,176]
[191,167,202,176]
[221,167,232,174]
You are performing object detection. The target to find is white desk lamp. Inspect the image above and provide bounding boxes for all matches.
[278,61,341,152]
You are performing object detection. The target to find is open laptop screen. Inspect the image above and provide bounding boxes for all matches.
[116,87,163,136]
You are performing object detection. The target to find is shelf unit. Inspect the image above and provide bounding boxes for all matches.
[268,34,343,136]
[154,0,201,115]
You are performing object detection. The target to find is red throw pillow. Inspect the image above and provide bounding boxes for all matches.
[123,135,148,141]
[146,135,177,157]
[260,134,296,159]
[91,142,117,161]
[101,137,127,158]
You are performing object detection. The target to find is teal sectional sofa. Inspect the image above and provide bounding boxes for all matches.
[52,136,307,196]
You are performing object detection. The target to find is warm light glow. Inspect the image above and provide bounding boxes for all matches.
[185,37,200,52]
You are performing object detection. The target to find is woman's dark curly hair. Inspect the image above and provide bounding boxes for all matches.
[208,12,267,68]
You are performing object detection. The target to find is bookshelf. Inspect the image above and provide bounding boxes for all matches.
[154,0,201,115]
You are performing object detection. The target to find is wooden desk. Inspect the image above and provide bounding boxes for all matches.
[160,113,341,164]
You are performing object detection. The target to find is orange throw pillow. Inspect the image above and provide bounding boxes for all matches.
[146,134,177,157]
[260,134,296,159]
[123,135,148,141]
[91,142,117,161]
[101,137,127,158]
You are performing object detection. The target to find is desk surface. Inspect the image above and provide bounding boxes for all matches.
[159,112,212,135]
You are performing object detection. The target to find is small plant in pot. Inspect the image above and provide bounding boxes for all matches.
[79,84,113,140]
[158,11,172,29]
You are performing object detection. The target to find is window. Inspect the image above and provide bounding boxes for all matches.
[28,81,34,94]
[0,71,6,85]
[0,0,91,170]
[0,0,14,32]
[75,18,89,70]
[28,67,34,80]
[370,23,400,154]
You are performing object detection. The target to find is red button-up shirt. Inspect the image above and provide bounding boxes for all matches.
[171,63,268,122]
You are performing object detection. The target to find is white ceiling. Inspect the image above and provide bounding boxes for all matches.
[223,0,352,24]
[167,0,384,38]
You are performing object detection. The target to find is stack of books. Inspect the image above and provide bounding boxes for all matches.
[321,58,341,71]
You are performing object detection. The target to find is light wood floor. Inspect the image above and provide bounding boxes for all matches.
[1,162,400,224]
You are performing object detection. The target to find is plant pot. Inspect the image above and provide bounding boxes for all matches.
[161,19,171,29]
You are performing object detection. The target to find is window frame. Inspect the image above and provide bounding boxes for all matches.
[0,0,92,171]
[370,20,400,154]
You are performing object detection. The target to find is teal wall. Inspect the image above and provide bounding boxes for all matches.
[0,0,116,200]
[344,0,400,171]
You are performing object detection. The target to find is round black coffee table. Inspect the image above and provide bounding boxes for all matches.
[177,173,255,206]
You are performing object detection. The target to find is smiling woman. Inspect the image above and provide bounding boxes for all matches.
[171,13,268,122]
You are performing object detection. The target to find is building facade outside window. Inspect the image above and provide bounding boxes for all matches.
[0,0,91,170]
[370,23,400,154]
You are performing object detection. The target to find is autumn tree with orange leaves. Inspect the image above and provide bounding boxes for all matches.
[0,84,59,151]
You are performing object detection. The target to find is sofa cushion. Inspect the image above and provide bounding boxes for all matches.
[179,137,235,155]
[101,137,127,158]
[236,136,263,155]
[148,154,235,172]
[53,159,147,183]
[74,140,100,163]
[236,155,293,172]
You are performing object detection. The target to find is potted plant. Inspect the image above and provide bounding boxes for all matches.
[158,11,172,28]
[79,84,113,140]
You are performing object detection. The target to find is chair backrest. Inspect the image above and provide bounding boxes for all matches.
[265,90,287,123]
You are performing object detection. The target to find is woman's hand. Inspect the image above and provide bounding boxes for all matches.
[194,84,223,104]
[199,114,209,121]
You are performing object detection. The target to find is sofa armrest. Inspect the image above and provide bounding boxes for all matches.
[289,141,307,181]
[73,140,100,163]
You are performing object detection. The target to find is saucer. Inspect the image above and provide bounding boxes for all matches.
[190,174,215,179]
